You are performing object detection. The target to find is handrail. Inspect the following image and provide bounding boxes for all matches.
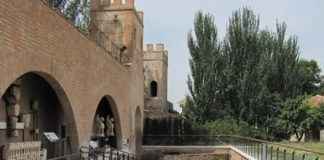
[80,145,137,160]
[39,0,125,65]
[143,135,324,155]
[228,135,324,155]
[47,153,80,160]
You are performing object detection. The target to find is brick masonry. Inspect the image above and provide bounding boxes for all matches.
[143,43,170,116]
[0,0,144,154]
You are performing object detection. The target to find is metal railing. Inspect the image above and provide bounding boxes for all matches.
[40,0,125,64]
[90,26,124,63]
[143,135,324,160]
[47,153,80,160]
[80,146,137,160]
[232,141,320,160]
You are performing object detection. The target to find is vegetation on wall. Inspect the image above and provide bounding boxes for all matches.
[183,8,323,140]
[49,0,90,33]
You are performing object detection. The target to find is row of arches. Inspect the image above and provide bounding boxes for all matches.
[0,72,142,158]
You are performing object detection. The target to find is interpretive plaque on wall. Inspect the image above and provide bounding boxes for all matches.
[43,132,60,142]
[0,122,7,129]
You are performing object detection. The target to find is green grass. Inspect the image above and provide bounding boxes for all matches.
[279,142,324,160]
[281,142,324,153]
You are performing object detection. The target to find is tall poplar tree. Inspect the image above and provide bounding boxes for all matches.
[187,12,223,123]
[186,8,305,137]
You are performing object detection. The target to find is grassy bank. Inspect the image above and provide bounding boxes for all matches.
[281,142,324,153]
[279,142,324,159]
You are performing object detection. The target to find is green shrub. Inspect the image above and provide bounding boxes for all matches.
[191,118,268,139]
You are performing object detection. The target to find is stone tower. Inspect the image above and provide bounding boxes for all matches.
[90,0,144,64]
[90,0,145,152]
[144,44,171,115]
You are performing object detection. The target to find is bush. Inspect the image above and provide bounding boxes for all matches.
[191,118,267,139]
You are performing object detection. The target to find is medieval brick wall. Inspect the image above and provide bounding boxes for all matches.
[0,0,144,154]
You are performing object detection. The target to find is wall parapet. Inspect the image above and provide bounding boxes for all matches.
[144,44,167,53]
[143,43,168,63]
[142,145,252,160]
[41,0,125,66]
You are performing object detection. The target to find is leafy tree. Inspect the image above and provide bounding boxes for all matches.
[64,0,81,23]
[319,82,324,95]
[48,0,68,8]
[187,8,301,119]
[64,0,90,33]
[297,60,321,94]
[201,119,266,138]
[180,96,196,120]
[187,12,223,123]
[278,96,309,141]
[303,103,324,139]
[48,0,90,33]
[278,96,324,141]
[185,8,321,139]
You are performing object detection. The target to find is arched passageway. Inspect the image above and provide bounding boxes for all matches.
[150,81,158,97]
[0,72,79,158]
[92,96,122,149]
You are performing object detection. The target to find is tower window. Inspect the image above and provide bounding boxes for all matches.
[150,81,158,97]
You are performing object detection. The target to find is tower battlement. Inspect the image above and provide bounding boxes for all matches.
[143,43,168,63]
[108,0,135,9]
[91,0,134,10]
[110,0,134,6]
[144,43,166,52]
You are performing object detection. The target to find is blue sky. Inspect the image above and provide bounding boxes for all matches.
[135,0,324,110]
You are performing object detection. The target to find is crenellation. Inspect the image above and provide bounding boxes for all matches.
[146,44,154,52]
[107,0,134,7]
[144,43,167,52]
[155,43,165,51]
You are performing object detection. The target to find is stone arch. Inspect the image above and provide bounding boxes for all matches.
[92,95,122,149]
[150,81,158,97]
[135,106,142,156]
[0,71,79,157]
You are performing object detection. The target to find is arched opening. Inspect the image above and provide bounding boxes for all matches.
[135,107,142,156]
[92,96,122,149]
[0,72,78,158]
[150,81,158,97]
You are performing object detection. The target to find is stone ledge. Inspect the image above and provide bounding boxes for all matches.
[143,145,254,160]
